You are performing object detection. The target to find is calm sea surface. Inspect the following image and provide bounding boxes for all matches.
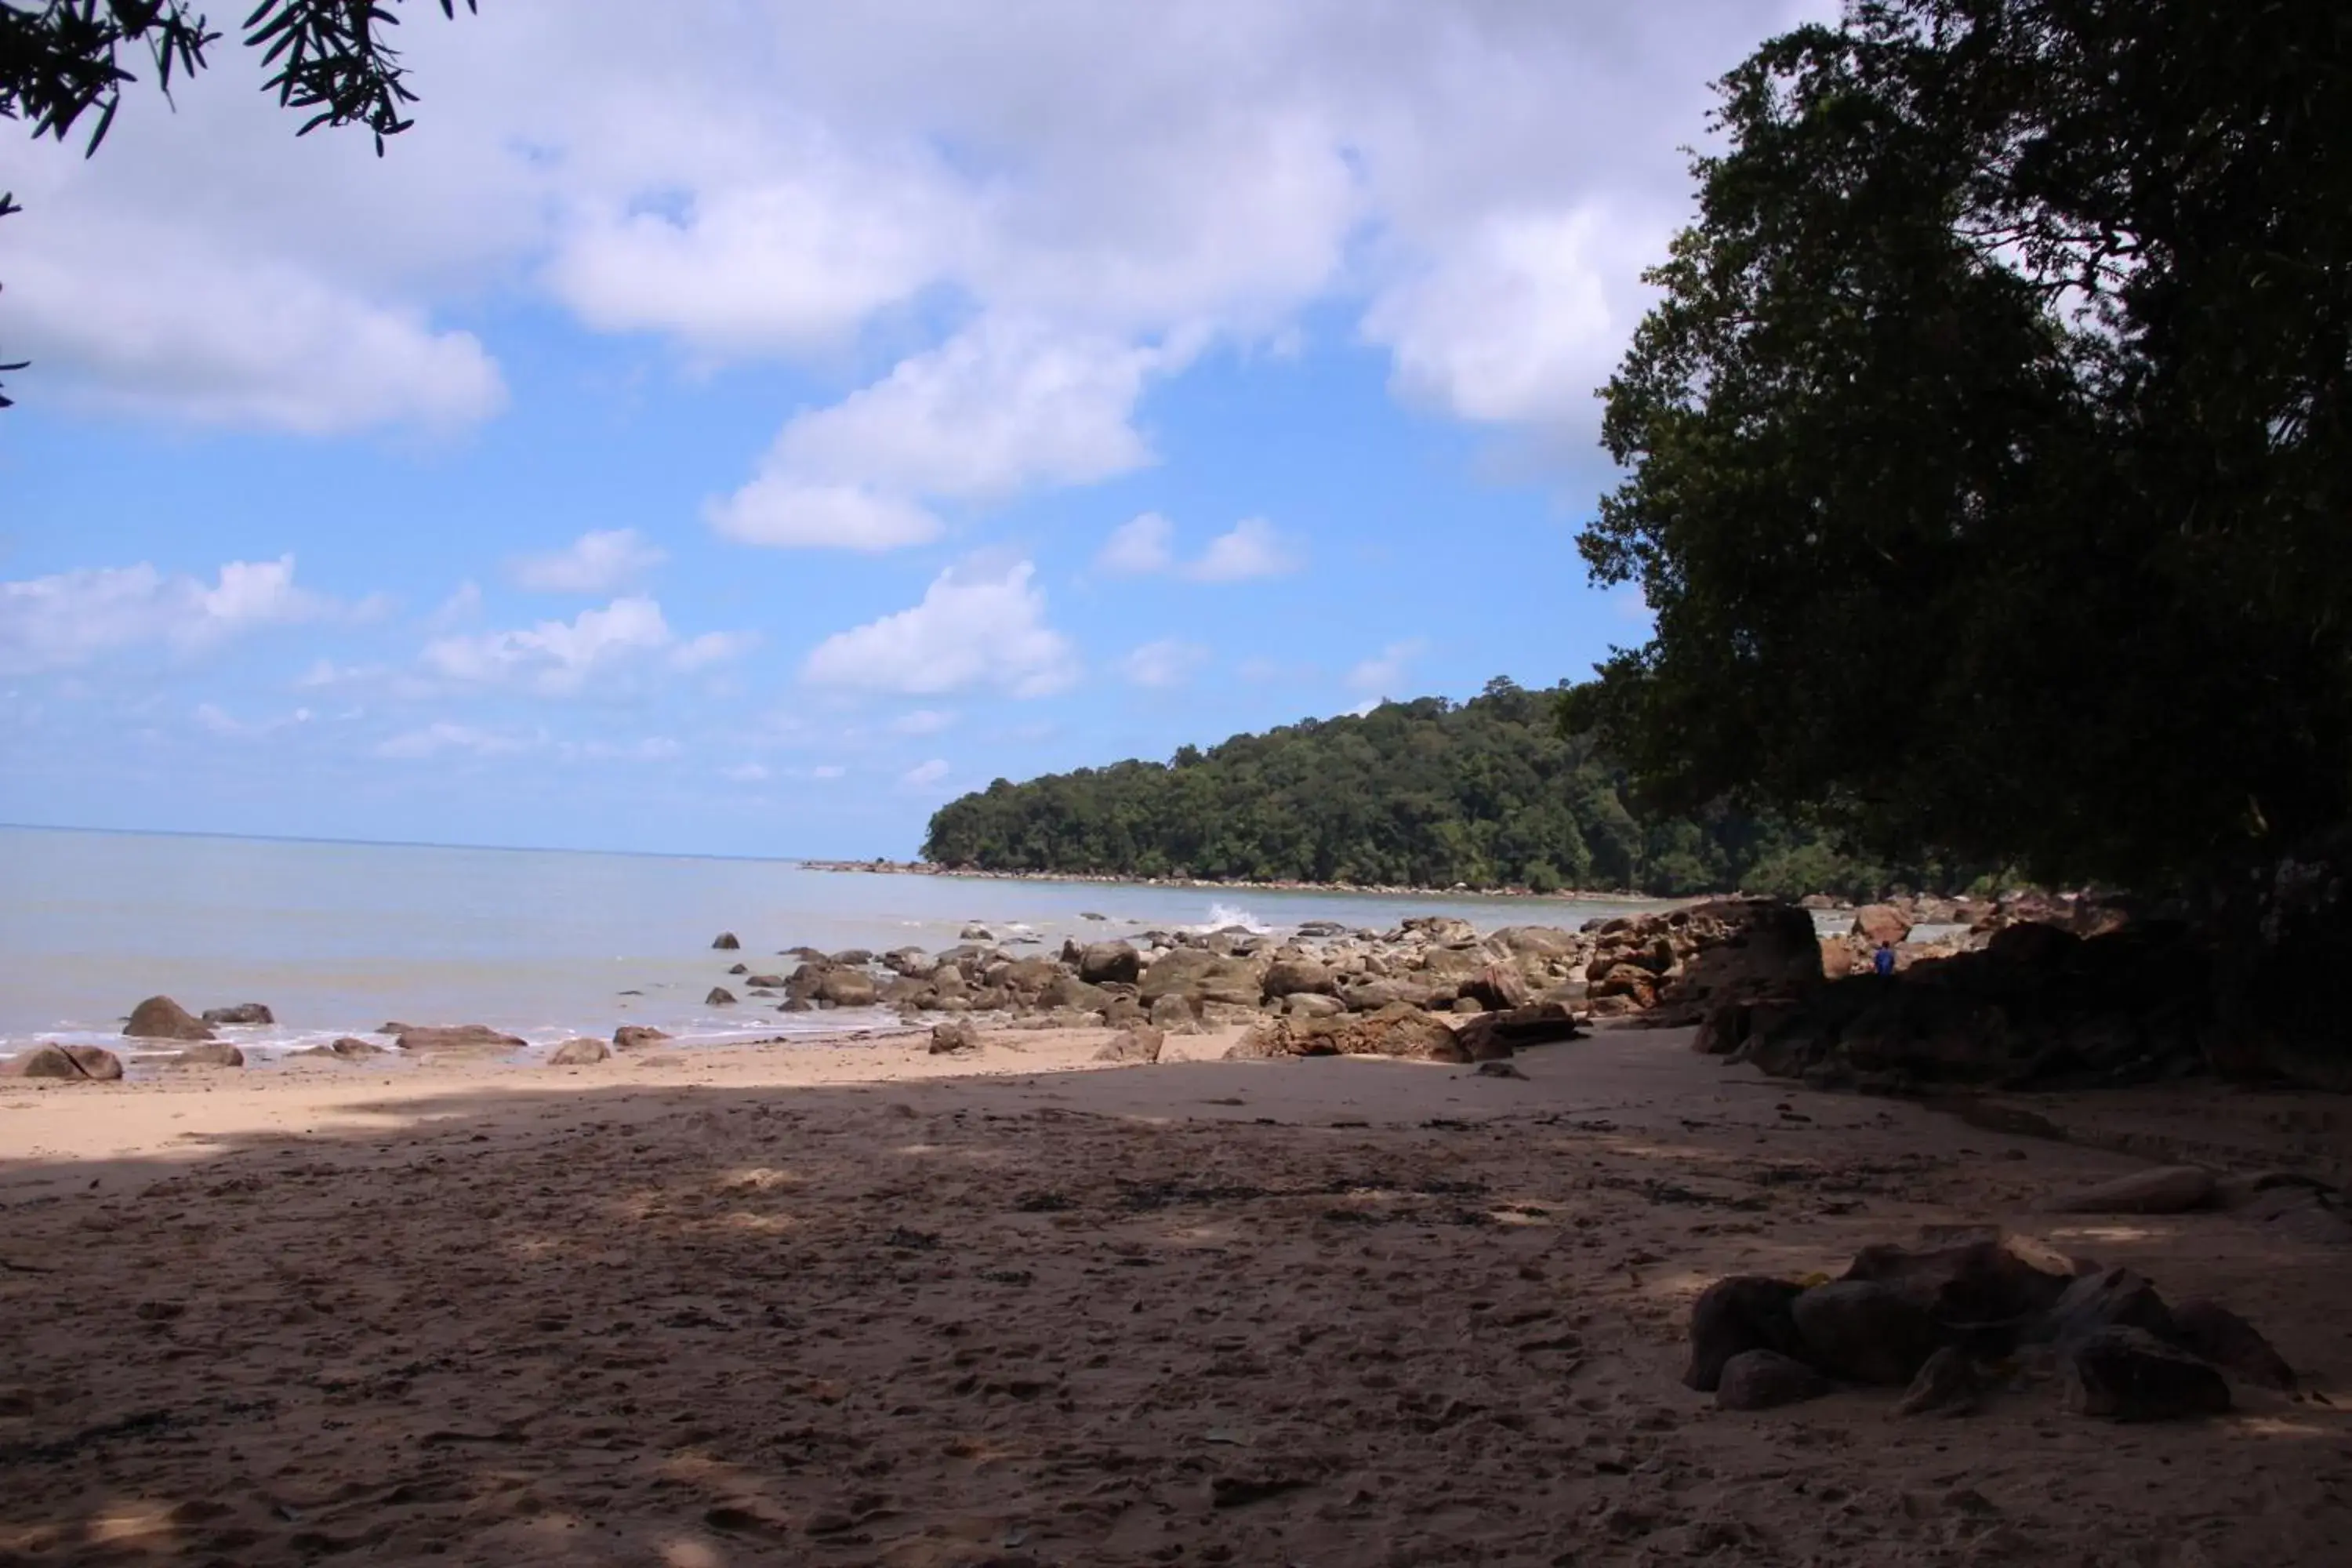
[0,826,1671,1065]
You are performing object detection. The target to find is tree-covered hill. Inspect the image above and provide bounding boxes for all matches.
[921,678,1957,897]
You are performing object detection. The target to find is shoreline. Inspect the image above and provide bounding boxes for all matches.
[798,856,1700,905]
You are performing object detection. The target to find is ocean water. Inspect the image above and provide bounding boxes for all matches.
[0,826,1672,1066]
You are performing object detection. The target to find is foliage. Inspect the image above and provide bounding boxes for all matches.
[923,677,1958,898]
[1573,0,2352,895]
[0,0,474,404]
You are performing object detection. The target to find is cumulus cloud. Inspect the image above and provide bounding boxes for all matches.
[1120,637,1210,688]
[511,528,668,593]
[1094,514,1301,582]
[1346,637,1428,698]
[421,596,752,695]
[706,480,942,551]
[0,556,342,673]
[1095,512,1174,577]
[800,557,1078,698]
[900,757,952,788]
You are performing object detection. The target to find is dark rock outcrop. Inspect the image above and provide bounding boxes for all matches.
[1452,1002,1586,1062]
[200,1002,274,1026]
[5,1044,125,1081]
[124,996,215,1042]
[395,1025,527,1055]
[706,987,738,1006]
[1682,1276,1809,1392]
[2062,1327,2231,1421]
[711,931,741,949]
[170,1043,245,1069]
[1790,1280,1944,1385]
[613,1025,671,1050]
[1717,1349,1834,1410]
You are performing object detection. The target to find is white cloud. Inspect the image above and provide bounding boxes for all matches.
[511,528,668,593]
[723,760,771,782]
[890,708,956,735]
[1346,637,1428,698]
[809,764,848,780]
[422,596,753,696]
[706,480,942,552]
[376,721,540,760]
[1184,517,1303,582]
[430,581,484,629]
[1095,512,1174,577]
[900,757,951,788]
[296,658,385,689]
[800,557,1078,698]
[194,702,313,739]
[1120,637,1210,689]
[0,556,342,673]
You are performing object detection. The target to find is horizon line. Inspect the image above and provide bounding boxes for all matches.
[0,819,866,868]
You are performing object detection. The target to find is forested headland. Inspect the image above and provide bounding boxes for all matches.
[921,678,1969,898]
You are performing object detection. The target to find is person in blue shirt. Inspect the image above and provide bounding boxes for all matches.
[1872,941,1897,977]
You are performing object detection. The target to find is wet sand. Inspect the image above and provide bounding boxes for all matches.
[3,1025,2348,1566]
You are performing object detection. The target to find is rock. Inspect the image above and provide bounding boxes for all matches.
[1791,1280,1944,1385]
[712,931,741,949]
[883,947,938,978]
[1148,993,1198,1033]
[1490,925,1579,961]
[1284,993,1346,1020]
[2036,1267,2179,1348]
[326,1036,386,1059]
[1453,1002,1584,1062]
[394,1025,527,1055]
[2169,1299,2295,1391]
[169,1043,245,1069]
[613,1025,671,1050]
[960,924,993,941]
[744,973,786,989]
[829,949,874,967]
[1840,1232,2082,1344]
[1461,963,1533,1011]
[1853,904,1912,947]
[1717,1349,1835,1410]
[1093,1027,1164,1064]
[930,1019,981,1054]
[815,970,880,1008]
[4,1044,125,1082]
[726,962,749,975]
[1339,978,1434,1011]
[1684,1277,1810,1392]
[1893,1345,1984,1417]
[200,1003,274,1026]
[1473,1060,1526,1080]
[1078,942,1142,985]
[1140,949,1265,1009]
[2062,1327,2231,1421]
[2044,1166,2216,1215]
[123,996,214,1041]
[1261,956,1336,1000]
[706,986,738,1006]
[1081,911,1107,921]
[550,1038,611,1065]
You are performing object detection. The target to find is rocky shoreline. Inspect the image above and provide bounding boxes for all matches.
[797,856,1668,902]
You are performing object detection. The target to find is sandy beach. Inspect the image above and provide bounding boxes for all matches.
[4,1025,2349,1566]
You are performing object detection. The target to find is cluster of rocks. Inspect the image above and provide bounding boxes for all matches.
[1687,1228,2293,1421]
[1697,918,2223,1093]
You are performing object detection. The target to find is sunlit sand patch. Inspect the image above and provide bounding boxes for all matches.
[86,1505,175,1545]
[718,1166,800,1190]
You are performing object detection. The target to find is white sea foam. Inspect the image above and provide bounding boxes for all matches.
[1199,902,1271,935]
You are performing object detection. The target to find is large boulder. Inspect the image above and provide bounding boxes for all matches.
[1717,1349,1834,1411]
[1229,1004,1465,1063]
[1452,1002,1585,1062]
[930,1019,981,1055]
[706,987,738,1006]
[995,957,1064,1004]
[883,946,938,978]
[1139,949,1263,1009]
[612,1025,671,1050]
[1840,1232,2081,1345]
[1852,904,1912,947]
[4,1044,125,1082]
[1078,942,1142,985]
[711,931,741,949]
[201,1003,274,1027]
[2044,1166,2216,1215]
[1460,963,1532,1012]
[396,1025,527,1056]
[2036,1267,2180,1349]
[1148,994,1199,1033]
[815,969,880,1008]
[1645,898,1825,1027]
[1261,956,1336,1000]
[549,1037,611,1066]
[2169,1299,2296,1391]
[1338,977,1435,1012]
[1490,926,1579,963]
[1790,1280,1944,1385]
[124,996,214,1041]
[1041,974,1112,1014]
[1683,1276,1809,1392]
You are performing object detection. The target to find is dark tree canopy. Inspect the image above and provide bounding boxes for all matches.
[922,678,1972,898]
[0,0,474,405]
[1573,0,2352,895]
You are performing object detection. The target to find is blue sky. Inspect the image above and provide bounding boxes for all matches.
[1,1,1813,858]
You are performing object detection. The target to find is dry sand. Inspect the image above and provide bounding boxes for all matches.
[2,1024,2348,1566]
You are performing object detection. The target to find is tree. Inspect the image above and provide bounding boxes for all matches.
[1572,0,2352,896]
[1,0,475,405]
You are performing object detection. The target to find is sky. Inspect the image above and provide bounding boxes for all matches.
[1,0,1820,858]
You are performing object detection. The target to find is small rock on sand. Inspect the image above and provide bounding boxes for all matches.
[1893,1345,1984,1417]
[292,1037,385,1062]
[2062,1327,2231,1421]
[124,996,214,1041]
[1092,1027,1163,1064]
[613,1025,672,1050]
[549,1038,611,1066]
[3,1044,125,1082]
[2044,1165,2215,1215]
[395,1025,527,1055]
[170,1043,246,1069]
[1717,1349,1833,1410]
[931,1019,981,1055]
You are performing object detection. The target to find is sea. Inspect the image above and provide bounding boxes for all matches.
[0,825,1675,1069]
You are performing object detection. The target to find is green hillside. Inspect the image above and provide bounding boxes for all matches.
[921,678,1954,897]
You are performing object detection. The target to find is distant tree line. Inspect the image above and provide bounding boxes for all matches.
[922,678,1980,898]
